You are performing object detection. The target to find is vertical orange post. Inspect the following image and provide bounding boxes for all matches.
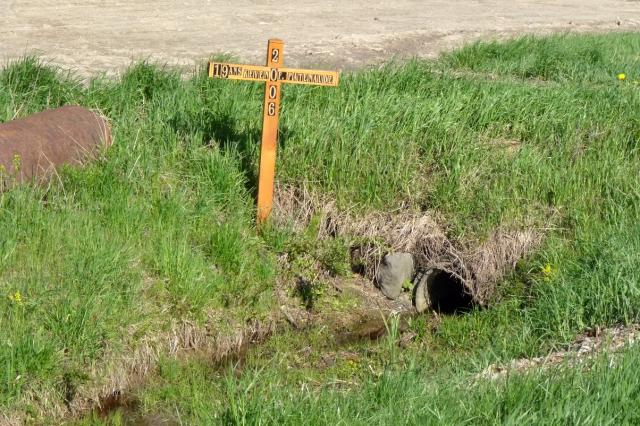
[209,40,338,223]
[256,39,284,224]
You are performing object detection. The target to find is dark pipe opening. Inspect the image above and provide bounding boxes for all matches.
[426,269,474,314]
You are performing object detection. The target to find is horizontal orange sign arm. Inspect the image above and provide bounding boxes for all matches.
[209,62,339,87]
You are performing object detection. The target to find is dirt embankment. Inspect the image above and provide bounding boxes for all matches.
[1,1,639,77]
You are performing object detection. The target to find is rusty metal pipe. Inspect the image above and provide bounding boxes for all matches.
[0,105,111,186]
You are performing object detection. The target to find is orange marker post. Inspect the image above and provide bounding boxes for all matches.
[257,39,284,223]
[208,39,339,224]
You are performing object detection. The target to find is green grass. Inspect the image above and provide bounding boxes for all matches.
[1,32,640,423]
[113,345,640,425]
[442,32,640,83]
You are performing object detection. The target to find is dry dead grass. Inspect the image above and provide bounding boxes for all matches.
[0,414,20,426]
[69,314,276,416]
[273,182,543,304]
[4,309,276,424]
[478,324,640,380]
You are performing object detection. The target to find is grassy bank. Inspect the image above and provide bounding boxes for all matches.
[119,344,640,425]
[1,32,639,423]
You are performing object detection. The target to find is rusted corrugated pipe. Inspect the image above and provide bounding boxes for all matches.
[0,105,112,187]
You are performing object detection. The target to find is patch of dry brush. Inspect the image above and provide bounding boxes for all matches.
[273,182,543,304]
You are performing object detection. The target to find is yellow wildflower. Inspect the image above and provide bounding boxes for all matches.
[9,291,23,306]
[617,73,626,81]
[541,264,555,282]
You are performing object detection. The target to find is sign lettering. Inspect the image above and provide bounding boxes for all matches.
[208,64,339,87]
[279,70,337,86]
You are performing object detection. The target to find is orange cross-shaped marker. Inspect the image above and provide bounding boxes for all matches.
[209,39,339,224]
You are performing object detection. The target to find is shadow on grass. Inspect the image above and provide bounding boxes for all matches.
[168,110,294,198]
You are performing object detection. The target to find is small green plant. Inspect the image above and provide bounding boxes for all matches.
[540,262,557,283]
[295,277,325,310]
[7,291,23,307]
[11,154,20,173]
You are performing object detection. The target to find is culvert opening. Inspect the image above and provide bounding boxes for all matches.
[424,269,474,314]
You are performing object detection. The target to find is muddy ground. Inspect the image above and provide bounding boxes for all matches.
[1,0,639,77]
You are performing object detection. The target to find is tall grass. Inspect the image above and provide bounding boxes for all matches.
[442,32,640,83]
[1,32,639,422]
[127,346,640,425]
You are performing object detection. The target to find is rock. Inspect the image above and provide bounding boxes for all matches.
[397,292,413,307]
[0,106,112,187]
[413,269,433,313]
[375,253,414,300]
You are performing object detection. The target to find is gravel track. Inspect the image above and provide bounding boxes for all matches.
[1,1,639,76]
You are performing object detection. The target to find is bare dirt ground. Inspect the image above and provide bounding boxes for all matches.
[1,0,640,77]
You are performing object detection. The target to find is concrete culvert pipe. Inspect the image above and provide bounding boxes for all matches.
[0,105,111,187]
[414,268,475,314]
